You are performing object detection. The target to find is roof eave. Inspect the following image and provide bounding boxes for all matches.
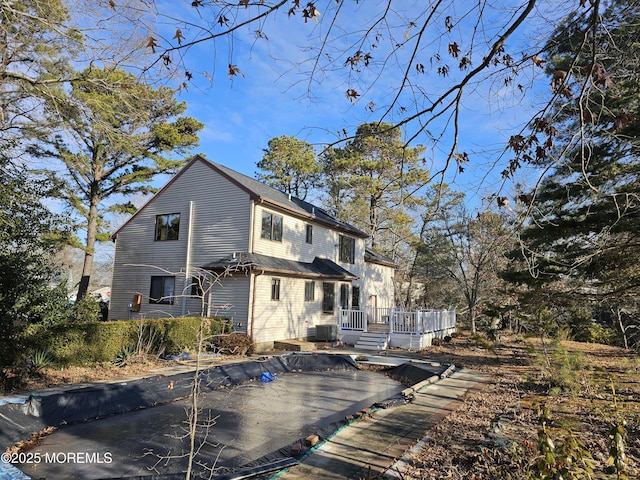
[205,263,357,281]
[257,197,369,238]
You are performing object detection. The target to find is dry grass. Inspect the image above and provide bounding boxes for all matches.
[400,333,640,479]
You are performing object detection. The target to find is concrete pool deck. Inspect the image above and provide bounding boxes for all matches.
[273,368,487,479]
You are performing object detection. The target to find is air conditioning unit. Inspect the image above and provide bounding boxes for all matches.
[316,324,338,342]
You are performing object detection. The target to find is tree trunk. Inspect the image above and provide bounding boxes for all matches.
[370,196,378,249]
[468,307,477,335]
[76,192,99,300]
[615,307,629,350]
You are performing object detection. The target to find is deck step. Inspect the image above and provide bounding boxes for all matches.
[367,323,391,334]
[355,331,389,351]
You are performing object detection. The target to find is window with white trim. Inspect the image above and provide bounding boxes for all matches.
[304,281,315,301]
[322,282,335,313]
[306,224,313,244]
[261,212,283,241]
[338,235,355,264]
[271,278,281,300]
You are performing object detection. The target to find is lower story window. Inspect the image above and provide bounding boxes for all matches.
[150,276,175,304]
[322,282,335,313]
[271,278,281,301]
[340,284,349,310]
[304,281,315,301]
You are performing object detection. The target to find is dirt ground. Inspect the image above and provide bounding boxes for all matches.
[16,333,640,479]
[399,333,640,479]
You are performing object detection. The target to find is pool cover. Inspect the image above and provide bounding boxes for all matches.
[0,353,447,480]
[0,353,359,452]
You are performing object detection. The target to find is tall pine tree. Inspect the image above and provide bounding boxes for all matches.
[509,1,640,344]
[31,66,203,300]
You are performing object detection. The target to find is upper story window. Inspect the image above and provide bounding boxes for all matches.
[306,224,313,244]
[261,211,283,241]
[338,235,355,264]
[155,213,180,241]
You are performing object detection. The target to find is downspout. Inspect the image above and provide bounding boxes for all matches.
[250,199,258,254]
[248,200,258,339]
[250,269,264,341]
[181,201,195,316]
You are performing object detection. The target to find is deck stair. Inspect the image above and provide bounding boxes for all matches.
[408,333,423,352]
[355,323,390,351]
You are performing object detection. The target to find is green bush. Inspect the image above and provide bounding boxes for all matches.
[16,317,230,366]
[582,323,617,345]
[70,296,102,322]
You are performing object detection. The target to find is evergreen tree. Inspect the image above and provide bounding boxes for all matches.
[321,122,429,257]
[256,135,321,200]
[31,66,204,300]
[0,155,70,364]
[509,1,640,345]
[517,1,640,292]
[0,0,81,141]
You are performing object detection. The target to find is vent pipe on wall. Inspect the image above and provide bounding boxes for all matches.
[181,201,195,317]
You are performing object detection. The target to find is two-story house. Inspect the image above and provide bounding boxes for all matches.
[109,155,396,350]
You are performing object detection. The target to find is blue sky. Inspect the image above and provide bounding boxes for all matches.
[141,1,564,210]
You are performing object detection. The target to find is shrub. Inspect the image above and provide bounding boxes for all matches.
[470,333,496,352]
[527,403,595,479]
[70,296,102,322]
[583,323,617,345]
[16,317,230,366]
[211,333,254,356]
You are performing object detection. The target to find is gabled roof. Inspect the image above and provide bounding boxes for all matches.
[364,247,398,268]
[205,157,367,237]
[203,252,358,280]
[113,154,367,239]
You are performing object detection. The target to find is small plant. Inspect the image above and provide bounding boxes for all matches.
[470,333,496,352]
[527,403,595,479]
[598,381,630,479]
[28,350,54,377]
[606,422,628,479]
[114,345,138,366]
[135,321,165,359]
[537,341,591,396]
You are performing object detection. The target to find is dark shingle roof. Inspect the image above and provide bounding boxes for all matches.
[204,157,368,238]
[112,154,368,240]
[202,252,358,280]
[364,247,397,268]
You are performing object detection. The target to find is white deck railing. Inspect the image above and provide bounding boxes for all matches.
[339,307,456,335]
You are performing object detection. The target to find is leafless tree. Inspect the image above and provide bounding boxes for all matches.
[99,0,595,181]
[126,262,249,478]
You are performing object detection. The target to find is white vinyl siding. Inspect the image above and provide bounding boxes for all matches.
[251,275,326,344]
[110,160,252,320]
[110,156,397,341]
[252,205,358,265]
[362,261,395,310]
[205,275,251,331]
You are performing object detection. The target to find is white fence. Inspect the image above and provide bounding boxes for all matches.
[339,307,456,335]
